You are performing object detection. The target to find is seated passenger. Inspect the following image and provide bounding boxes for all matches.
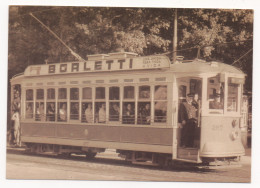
[209,93,223,109]
[71,103,79,120]
[59,103,67,121]
[26,104,33,119]
[98,103,106,123]
[110,103,119,121]
[123,104,135,124]
[85,103,93,123]
[38,103,45,121]
[140,103,151,125]
[47,103,55,121]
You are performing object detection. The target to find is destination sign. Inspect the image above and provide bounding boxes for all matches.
[24,55,171,76]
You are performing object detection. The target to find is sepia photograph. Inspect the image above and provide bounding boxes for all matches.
[2,0,259,186]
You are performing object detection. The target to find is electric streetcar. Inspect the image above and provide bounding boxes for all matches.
[10,52,245,167]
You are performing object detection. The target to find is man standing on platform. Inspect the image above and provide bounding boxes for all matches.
[179,93,198,148]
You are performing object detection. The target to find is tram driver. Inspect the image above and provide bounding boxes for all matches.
[179,93,198,148]
[209,93,223,109]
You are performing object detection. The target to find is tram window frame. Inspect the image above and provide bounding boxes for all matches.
[25,89,34,119]
[122,86,135,124]
[109,87,120,122]
[58,88,67,122]
[70,88,79,120]
[154,85,167,123]
[137,85,151,125]
[95,87,106,123]
[82,87,93,123]
[227,78,240,112]
[46,88,56,122]
[207,76,225,114]
[35,89,45,121]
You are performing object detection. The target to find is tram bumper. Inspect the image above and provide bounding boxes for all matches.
[200,141,245,158]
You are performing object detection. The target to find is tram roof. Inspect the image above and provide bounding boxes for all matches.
[11,54,245,83]
[170,59,245,75]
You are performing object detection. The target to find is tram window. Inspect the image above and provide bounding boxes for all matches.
[47,88,55,100]
[70,102,79,120]
[154,85,167,123]
[36,89,44,100]
[95,102,106,123]
[109,102,120,121]
[96,87,105,99]
[82,87,92,99]
[154,102,167,122]
[208,76,224,111]
[227,78,239,112]
[35,102,45,121]
[139,86,150,99]
[58,88,67,99]
[25,102,33,119]
[138,102,151,125]
[26,89,33,101]
[154,85,167,100]
[46,102,55,121]
[122,102,135,124]
[178,85,187,103]
[82,102,93,123]
[70,88,79,100]
[124,86,134,99]
[58,102,67,122]
[109,87,119,100]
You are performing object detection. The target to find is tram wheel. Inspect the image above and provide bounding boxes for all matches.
[85,152,97,160]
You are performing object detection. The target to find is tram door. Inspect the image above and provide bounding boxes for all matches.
[176,77,202,162]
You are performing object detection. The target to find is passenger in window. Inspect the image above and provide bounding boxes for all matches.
[26,103,33,119]
[178,93,197,148]
[154,102,167,122]
[123,104,135,124]
[47,103,55,121]
[98,103,106,123]
[110,103,119,121]
[85,103,93,123]
[59,103,67,121]
[140,103,151,125]
[209,93,223,109]
[38,103,45,121]
[71,103,79,120]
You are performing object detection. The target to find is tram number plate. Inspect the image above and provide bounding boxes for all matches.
[212,124,223,131]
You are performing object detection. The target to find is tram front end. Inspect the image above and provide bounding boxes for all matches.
[199,115,245,165]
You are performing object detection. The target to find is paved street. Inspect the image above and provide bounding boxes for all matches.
[6,147,251,182]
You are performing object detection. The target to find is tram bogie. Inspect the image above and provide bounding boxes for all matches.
[10,52,246,168]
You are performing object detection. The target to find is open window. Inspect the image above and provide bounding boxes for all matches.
[208,75,224,114]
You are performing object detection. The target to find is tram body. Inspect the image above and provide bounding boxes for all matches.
[10,52,245,166]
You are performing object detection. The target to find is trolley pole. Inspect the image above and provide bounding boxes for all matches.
[172,9,178,64]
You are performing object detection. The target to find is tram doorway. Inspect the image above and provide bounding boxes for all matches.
[176,77,202,161]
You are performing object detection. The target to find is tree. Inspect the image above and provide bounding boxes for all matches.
[8,6,253,90]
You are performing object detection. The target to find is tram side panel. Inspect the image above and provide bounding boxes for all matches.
[199,116,245,158]
[21,122,173,154]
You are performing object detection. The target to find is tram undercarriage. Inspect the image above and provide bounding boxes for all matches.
[23,142,242,169]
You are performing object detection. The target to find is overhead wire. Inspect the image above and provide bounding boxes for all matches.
[9,7,64,20]
[29,13,87,62]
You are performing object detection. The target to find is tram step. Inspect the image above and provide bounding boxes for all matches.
[177,148,198,161]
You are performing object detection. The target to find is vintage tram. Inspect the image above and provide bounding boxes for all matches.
[10,52,245,167]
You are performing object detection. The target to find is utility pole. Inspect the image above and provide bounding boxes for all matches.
[172,9,178,64]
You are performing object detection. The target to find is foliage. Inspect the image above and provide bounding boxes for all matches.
[8,6,253,91]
